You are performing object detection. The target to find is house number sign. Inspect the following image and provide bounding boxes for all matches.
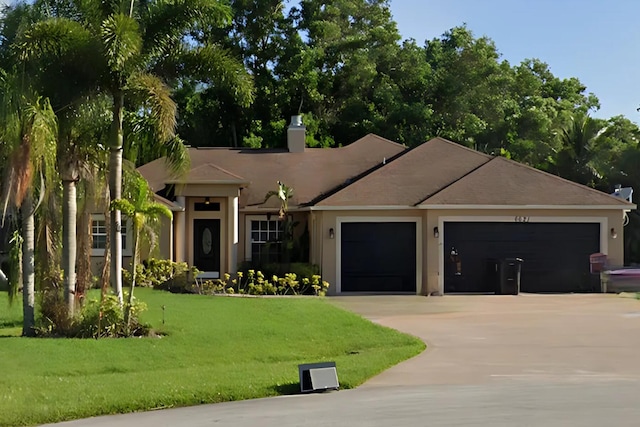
[514,216,530,223]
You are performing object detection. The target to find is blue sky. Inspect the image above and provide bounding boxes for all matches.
[389,0,640,123]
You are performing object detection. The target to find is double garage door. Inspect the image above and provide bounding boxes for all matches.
[444,222,601,293]
[339,221,601,294]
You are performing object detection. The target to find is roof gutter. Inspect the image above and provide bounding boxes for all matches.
[418,204,637,210]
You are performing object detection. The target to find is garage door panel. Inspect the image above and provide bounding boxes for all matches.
[444,222,600,293]
[341,222,416,292]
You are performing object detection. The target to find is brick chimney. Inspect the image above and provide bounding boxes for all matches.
[287,115,305,153]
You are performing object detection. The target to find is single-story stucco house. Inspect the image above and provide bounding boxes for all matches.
[98,116,635,295]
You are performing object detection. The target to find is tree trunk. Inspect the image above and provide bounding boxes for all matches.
[109,91,124,304]
[100,184,111,297]
[21,193,35,337]
[76,188,93,304]
[124,226,140,329]
[62,173,77,315]
[231,120,238,148]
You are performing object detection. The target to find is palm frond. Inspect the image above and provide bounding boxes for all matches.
[110,198,136,217]
[180,44,254,107]
[16,17,94,62]
[143,203,172,220]
[141,0,231,59]
[71,0,129,30]
[126,72,176,142]
[101,13,142,76]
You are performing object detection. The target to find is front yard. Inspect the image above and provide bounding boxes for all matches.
[0,289,424,426]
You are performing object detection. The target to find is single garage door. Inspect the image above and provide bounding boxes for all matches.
[341,222,416,292]
[444,222,600,293]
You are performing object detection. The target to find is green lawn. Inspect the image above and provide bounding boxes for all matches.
[0,289,424,426]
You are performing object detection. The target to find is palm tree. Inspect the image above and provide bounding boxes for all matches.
[111,172,171,327]
[17,0,251,304]
[58,96,111,313]
[263,181,295,267]
[0,71,58,336]
[553,112,605,187]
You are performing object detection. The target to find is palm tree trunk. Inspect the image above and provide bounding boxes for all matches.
[62,173,77,315]
[21,193,35,337]
[124,226,140,328]
[109,91,124,304]
[76,192,93,304]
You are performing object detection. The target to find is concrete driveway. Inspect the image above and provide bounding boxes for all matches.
[330,293,640,386]
[45,294,640,427]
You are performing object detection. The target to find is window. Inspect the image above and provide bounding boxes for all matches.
[91,219,107,250]
[250,219,283,264]
[91,215,130,256]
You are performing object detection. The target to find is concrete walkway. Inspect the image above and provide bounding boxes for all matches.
[44,294,640,427]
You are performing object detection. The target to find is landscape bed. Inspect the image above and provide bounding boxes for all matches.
[0,288,424,426]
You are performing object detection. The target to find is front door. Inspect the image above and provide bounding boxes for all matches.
[193,219,221,273]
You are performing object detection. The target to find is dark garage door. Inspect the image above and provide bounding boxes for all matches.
[341,222,416,292]
[444,222,600,293]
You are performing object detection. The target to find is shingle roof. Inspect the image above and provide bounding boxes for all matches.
[137,134,406,209]
[166,163,248,185]
[153,193,185,212]
[138,134,633,211]
[420,156,633,207]
[317,137,492,206]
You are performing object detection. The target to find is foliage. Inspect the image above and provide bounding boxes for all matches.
[123,258,199,293]
[36,290,149,338]
[6,229,22,304]
[111,171,173,324]
[238,261,320,280]
[261,181,299,264]
[263,180,293,218]
[199,269,330,296]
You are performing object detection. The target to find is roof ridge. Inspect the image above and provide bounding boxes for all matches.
[346,133,407,149]
[492,156,633,205]
[416,153,494,205]
[307,146,409,206]
[200,162,247,181]
[426,137,494,159]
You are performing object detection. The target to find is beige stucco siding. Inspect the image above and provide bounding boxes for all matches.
[316,207,627,296]
[174,183,240,198]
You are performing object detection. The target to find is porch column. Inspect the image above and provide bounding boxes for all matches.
[168,215,174,261]
[228,195,239,273]
[174,196,186,263]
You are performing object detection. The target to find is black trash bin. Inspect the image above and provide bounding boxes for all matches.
[498,258,523,295]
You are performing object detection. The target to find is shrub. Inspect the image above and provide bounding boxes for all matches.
[37,293,150,338]
[237,262,320,283]
[38,288,73,335]
[199,270,330,296]
[123,258,199,293]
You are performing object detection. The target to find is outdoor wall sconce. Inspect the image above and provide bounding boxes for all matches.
[329,228,335,239]
[266,212,272,221]
[433,226,439,238]
[611,228,618,239]
[204,197,210,205]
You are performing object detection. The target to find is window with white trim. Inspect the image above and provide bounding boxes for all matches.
[250,219,283,263]
[91,219,107,250]
[91,215,131,256]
